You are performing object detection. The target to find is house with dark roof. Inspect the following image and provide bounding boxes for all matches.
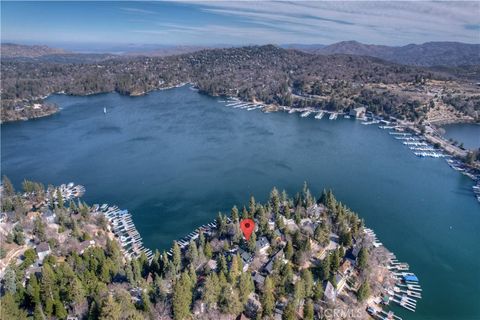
[36,242,51,263]
[263,249,284,274]
[253,273,265,290]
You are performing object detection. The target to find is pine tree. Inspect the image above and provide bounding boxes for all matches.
[314,282,324,300]
[247,232,257,253]
[249,196,256,216]
[282,300,296,320]
[187,240,198,266]
[357,281,371,302]
[0,293,28,320]
[2,175,15,196]
[319,255,331,280]
[100,295,121,320]
[204,241,213,259]
[26,274,41,307]
[285,240,294,260]
[56,188,64,208]
[294,279,305,306]
[357,247,368,271]
[172,272,193,320]
[262,276,275,316]
[304,299,314,320]
[301,269,314,298]
[231,205,239,222]
[203,273,220,308]
[217,254,228,276]
[238,271,254,304]
[330,249,340,273]
[283,203,291,219]
[270,187,280,215]
[3,267,16,294]
[228,254,239,284]
[172,241,182,270]
[220,284,243,315]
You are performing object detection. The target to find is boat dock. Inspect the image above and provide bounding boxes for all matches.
[96,204,153,262]
[165,216,231,257]
[46,182,85,206]
[315,112,324,119]
[329,112,338,120]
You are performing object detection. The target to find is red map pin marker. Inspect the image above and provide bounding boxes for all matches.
[240,218,255,241]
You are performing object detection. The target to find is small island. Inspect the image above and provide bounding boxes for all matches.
[0,178,420,319]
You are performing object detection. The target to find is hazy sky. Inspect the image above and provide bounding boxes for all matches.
[1,1,479,47]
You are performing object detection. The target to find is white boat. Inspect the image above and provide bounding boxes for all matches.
[300,111,311,117]
[103,107,107,114]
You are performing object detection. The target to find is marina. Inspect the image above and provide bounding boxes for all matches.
[364,227,422,318]
[95,204,153,261]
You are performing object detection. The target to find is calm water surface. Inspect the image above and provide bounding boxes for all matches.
[442,123,480,150]
[2,86,479,319]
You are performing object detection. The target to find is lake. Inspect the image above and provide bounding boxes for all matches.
[442,123,480,150]
[2,86,479,319]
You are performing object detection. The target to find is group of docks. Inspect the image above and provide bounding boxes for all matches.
[224,99,264,111]
[46,182,85,205]
[96,204,153,262]
[287,108,339,120]
[364,228,421,316]
[385,258,423,313]
[363,228,383,247]
[166,216,231,257]
[386,130,448,159]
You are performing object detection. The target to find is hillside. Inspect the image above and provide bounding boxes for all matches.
[1,45,478,123]
[315,41,480,67]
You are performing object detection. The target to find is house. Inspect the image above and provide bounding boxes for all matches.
[256,236,270,255]
[253,273,265,290]
[324,281,337,302]
[339,260,352,276]
[36,242,51,264]
[349,106,366,118]
[345,245,361,265]
[239,248,253,265]
[245,293,262,319]
[263,249,284,274]
[206,259,217,271]
[334,273,347,293]
[326,233,339,251]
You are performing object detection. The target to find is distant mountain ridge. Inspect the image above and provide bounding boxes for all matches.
[1,43,69,58]
[314,41,480,67]
[2,41,479,67]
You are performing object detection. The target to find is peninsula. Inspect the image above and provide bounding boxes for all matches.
[0,178,420,319]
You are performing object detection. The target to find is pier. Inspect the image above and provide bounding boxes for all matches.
[96,204,153,262]
[46,182,85,206]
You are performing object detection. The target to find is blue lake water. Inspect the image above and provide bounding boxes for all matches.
[442,123,480,150]
[1,86,479,319]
